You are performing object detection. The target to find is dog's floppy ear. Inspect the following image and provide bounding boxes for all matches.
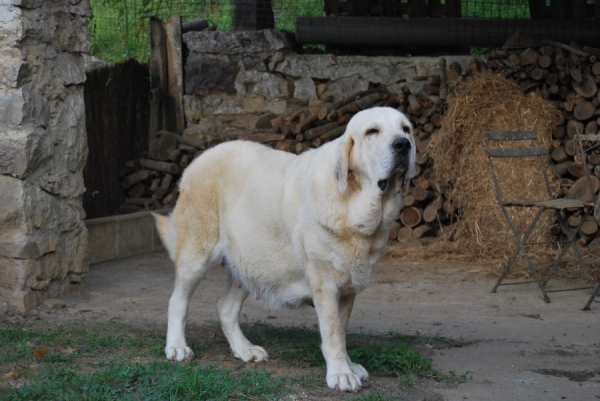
[402,136,417,192]
[335,134,354,193]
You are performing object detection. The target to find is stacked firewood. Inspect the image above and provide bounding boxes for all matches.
[119,38,600,246]
[118,86,460,247]
[484,39,600,246]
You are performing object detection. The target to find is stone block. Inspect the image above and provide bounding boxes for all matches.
[293,77,317,103]
[182,118,224,138]
[242,55,267,72]
[42,298,65,309]
[66,0,92,17]
[86,216,118,264]
[5,288,38,313]
[54,13,91,53]
[0,49,28,89]
[51,88,88,173]
[38,171,86,198]
[214,96,267,115]
[184,29,293,55]
[117,212,155,259]
[235,70,288,98]
[322,76,369,100]
[62,224,88,276]
[0,88,25,129]
[185,56,239,96]
[230,114,259,130]
[56,53,86,86]
[12,0,44,8]
[0,256,21,291]
[0,128,46,178]
[183,94,225,119]
[264,99,287,115]
[0,2,22,46]
[275,54,422,86]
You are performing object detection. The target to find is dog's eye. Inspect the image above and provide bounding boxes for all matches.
[402,125,410,134]
[366,128,379,136]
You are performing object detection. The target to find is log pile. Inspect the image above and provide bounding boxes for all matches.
[117,86,459,246]
[484,39,600,247]
[119,38,600,248]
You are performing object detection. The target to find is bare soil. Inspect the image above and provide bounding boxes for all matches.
[7,251,600,400]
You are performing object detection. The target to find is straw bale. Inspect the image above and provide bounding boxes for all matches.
[427,72,558,276]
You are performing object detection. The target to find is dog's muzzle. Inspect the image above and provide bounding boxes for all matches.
[391,137,412,174]
[378,138,412,192]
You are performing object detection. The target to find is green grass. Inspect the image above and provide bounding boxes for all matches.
[1,321,470,399]
[89,0,325,62]
[4,363,286,401]
[241,322,470,381]
[463,0,530,19]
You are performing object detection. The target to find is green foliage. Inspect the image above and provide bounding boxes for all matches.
[3,362,286,401]
[463,0,530,18]
[0,321,470,399]
[351,393,397,401]
[348,344,432,375]
[89,0,325,62]
[242,322,469,384]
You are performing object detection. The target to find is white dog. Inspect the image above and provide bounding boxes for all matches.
[154,107,415,391]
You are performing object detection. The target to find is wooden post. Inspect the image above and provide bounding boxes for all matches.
[164,16,185,132]
[149,17,168,142]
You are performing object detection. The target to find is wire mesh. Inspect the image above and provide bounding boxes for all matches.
[89,0,325,62]
[89,0,598,63]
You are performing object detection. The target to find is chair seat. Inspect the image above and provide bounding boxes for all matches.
[501,198,592,209]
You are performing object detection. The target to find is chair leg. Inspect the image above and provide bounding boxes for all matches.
[544,208,594,287]
[582,284,600,311]
[492,207,550,303]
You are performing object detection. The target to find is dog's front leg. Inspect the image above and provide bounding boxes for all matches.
[311,277,363,392]
[339,294,369,382]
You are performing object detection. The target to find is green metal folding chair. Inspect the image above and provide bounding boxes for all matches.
[484,131,596,304]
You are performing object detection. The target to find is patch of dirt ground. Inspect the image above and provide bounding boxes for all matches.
[5,251,600,400]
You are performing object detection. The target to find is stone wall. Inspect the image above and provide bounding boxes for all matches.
[181,29,471,141]
[0,0,90,312]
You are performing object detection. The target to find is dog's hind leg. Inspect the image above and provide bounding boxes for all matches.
[217,274,269,362]
[166,250,219,362]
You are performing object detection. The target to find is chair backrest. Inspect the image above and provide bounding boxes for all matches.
[483,131,554,201]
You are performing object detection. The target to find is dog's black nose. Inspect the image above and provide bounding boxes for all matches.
[392,138,411,154]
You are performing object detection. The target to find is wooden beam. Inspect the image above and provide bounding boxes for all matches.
[164,16,185,132]
[149,17,168,138]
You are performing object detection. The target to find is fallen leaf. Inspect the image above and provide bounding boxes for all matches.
[33,346,47,359]
[3,372,21,380]
[55,346,77,355]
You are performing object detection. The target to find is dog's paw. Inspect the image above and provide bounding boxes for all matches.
[349,363,369,381]
[326,372,362,392]
[165,345,194,362]
[233,345,269,362]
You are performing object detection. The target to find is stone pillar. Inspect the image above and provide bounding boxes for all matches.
[0,0,91,312]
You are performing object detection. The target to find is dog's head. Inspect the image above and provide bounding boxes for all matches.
[336,107,416,195]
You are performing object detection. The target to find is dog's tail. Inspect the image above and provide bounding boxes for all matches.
[153,212,176,259]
